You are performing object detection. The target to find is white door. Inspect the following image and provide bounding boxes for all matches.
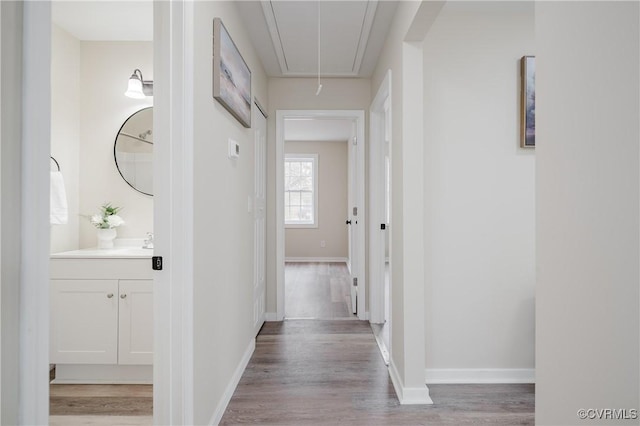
[369,75,393,327]
[118,280,154,365]
[253,103,267,335]
[347,122,358,314]
[50,279,119,364]
[384,97,392,328]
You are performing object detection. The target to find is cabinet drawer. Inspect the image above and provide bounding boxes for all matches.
[50,258,152,280]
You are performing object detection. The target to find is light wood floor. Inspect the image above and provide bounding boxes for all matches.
[50,415,152,426]
[285,262,356,319]
[221,320,534,425]
[50,262,534,425]
[49,384,152,425]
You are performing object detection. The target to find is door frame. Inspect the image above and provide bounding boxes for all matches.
[20,3,52,423]
[18,2,194,423]
[369,71,392,325]
[275,110,366,320]
[253,99,268,336]
[153,1,195,423]
[347,121,358,314]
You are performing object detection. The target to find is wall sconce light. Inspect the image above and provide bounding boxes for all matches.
[125,69,153,98]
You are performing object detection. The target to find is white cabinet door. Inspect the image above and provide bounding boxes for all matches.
[118,280,153,365]
[50,279,119,364]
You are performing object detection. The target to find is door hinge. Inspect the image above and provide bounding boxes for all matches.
[152,256,163,271]
[353,207,358,216]
[353,277,358,287]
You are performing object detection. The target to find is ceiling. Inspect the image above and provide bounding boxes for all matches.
[236,1,398,77]
[52,1,153,41]
[285,119,354,142]
[52,1,397,77]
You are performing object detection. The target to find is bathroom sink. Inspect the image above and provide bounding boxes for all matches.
[51,247,153,259]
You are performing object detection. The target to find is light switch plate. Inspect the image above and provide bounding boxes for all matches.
[228,138,240,159]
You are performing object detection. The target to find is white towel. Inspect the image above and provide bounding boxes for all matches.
[50,171,68,225]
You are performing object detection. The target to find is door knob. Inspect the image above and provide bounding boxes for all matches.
[120,294,127,299]
[346,220,352,225]
[107,293,114,298]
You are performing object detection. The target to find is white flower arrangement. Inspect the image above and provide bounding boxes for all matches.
[90,202,125,229]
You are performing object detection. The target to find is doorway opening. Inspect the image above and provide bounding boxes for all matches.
[49,2,154,423]
[282,118,354,319]
[276,110,366,321]
[21,2,194,423]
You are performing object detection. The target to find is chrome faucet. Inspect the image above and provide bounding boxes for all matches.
[143,232,154,249]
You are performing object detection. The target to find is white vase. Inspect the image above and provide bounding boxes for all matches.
[97,228,117,249]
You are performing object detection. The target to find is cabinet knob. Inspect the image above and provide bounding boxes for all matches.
[120,294,127,299]
[107,293,114,299]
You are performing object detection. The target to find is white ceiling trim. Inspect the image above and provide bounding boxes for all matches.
[351,0,378,76]
[260,0,378,77]
[261,1,290,75]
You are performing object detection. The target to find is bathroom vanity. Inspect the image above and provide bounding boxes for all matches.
[50,248,153,383]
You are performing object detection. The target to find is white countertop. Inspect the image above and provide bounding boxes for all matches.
[51,247,153,259]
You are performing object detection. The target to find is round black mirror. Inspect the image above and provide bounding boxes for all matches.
[114,107,153,196]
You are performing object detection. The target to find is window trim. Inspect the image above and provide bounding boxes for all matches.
[284,153,318,228]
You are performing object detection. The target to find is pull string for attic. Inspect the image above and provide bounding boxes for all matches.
[316,0,323,96]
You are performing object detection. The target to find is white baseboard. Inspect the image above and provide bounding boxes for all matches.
[389,361,433,405]
[285,257,347,263]
[209,338,256,425]
[425,368,535,384]
[264,312,278,322]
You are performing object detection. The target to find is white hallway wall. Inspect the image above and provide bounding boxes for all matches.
[536,2,639,424]
[422,2,535,382]
[191,1,268,424]
[285,140,348,259]
[371,0,428,395]
[373,2,639,415]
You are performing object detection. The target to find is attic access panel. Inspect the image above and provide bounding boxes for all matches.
[263,0,377,76]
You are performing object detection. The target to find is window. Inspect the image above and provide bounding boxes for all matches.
[284,154,318,227]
